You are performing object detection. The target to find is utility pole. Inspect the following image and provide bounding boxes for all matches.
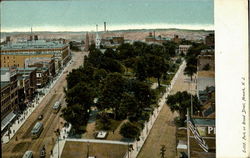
[187,108,191,158]
[87,141,90,158]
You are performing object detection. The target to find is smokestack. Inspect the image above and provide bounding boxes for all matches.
[104,22,106,32]
[96,24,98,32]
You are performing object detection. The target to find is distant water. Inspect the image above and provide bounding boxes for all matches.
[1,0,214,32]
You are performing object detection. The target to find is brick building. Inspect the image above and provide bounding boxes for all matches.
[1,68,19,133]
[0,39,71,71]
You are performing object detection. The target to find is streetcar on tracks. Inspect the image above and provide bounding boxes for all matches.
[22,150,33,158]
[52,101,61,113]
[31,122,43,139]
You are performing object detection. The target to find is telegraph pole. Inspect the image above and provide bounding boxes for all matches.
[187,108,191,158]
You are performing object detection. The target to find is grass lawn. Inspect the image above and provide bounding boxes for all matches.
[95,118,123,131]
[61,141,127,158]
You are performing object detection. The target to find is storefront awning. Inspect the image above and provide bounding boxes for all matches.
[1,111,16,132]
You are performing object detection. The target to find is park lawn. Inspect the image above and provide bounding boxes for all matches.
[61,141,127,158]
[95,118,123,132]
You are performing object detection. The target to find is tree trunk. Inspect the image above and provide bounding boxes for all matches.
[157,77,161,87]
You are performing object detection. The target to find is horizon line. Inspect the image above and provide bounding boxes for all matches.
[1,23,214,33]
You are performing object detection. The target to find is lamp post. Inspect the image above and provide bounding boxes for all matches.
[86,141,90,158]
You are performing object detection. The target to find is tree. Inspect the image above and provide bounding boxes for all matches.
[119,122,141,139]
[66,67,85,89]
[166,91,200,122]
[120,92,139,118]
[184,64,197,81]
[98,73,126,119]
[100,57,125,73]
[97,112,111,130]
[62,104,88,133]
[144,54,169,87]
[163,41,177,57]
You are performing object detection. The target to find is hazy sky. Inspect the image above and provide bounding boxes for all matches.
[1,0,214,32]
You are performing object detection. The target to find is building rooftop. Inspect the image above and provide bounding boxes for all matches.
[197,71,215,78]
[192,118,215,126]
[0,40,68,51]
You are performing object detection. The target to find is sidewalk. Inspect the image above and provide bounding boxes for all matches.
[1,60,72,144]
[128,61,185,158]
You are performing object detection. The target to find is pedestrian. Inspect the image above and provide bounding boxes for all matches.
[15,136,18,141]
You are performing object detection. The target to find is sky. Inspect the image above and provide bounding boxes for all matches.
[1,0,214,32]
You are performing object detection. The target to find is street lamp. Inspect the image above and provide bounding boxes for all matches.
[86,141,90,158]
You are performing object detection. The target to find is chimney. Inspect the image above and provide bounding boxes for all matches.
[104,22,106,32]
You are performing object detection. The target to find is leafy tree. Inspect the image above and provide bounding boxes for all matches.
[163,41,177,57]
[120,92,138,118]
[97,112,111,130]
[62,103,88,133]
[100,57,125,73]
[98,73,126,119]
[66,67,85,89]
[144,54,169,87]
[166,91,200,122]
[117,43,135,60]
[119,122,141,139]
[87,48,103,68]
[135,57,148,81]
[131,80,156,108]
[184,64,197,81]
[103,48,118,59]
[65,82,94,109]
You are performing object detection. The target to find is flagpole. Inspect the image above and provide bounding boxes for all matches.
[187,108,191,158]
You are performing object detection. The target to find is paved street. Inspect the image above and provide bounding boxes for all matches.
[137,62,196,158]
[2,51,88,158]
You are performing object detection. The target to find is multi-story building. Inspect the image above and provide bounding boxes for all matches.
[145,32,171,44]
[25,57,56,77]
[0,39,71,71]
[178,45,192,55]
[1,68,19,133]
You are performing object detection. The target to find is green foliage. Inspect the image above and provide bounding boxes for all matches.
[61,104,89,133]
[96,113,112,130]
[119,122,141,139]
[98,73,126,119]
[163,41,177,57]
[166,91,200,122]
[135,54,169,86]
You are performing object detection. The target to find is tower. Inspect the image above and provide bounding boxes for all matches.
[95,24,101,49]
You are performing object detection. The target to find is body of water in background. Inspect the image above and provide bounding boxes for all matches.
[1,0,214,32]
